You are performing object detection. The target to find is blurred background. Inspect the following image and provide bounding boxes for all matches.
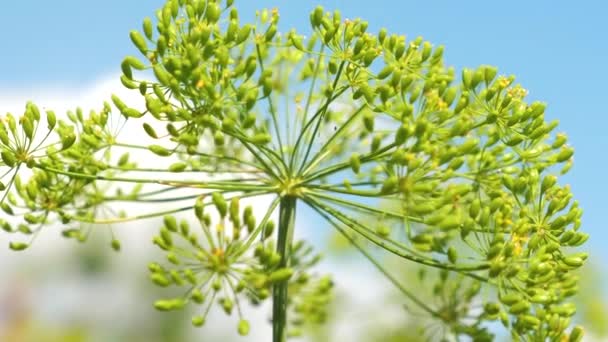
[1,0,607,341]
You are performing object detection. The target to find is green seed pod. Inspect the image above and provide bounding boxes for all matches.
[264,220,275,240]
[121,107,143,118]
[376,225,390,237]
[212,192,227,217]
[154,299,185,311]
[395,124,409,145]
[167,252,180,265]
[9,241,28,251]
[213,130,225,146]
[163,215,178,232]
[447,246,457,263]
[0,128,9,145]
[150,273,171,287]
[251,133,271,145]
[21,116,33,140]
[111,94,127,111]
[484,303,500,315]
[469,199,481,218]
[221,298,233,314]
[153,64,172,86]
[149,145,171,156]
[552,133,567,149]
[237,319,250,336]
[120,75,137,89]
[125,55,146,70]
[205,2,221,22]
[569,326,584,342]
[1,151,16,167]
[562,256,583,268]
[46,110,56,129]
[530,293,550,304]
[160,227,173,246]
[268,268,294,283]
[509,300,530,315]
[411,202,436,215]
[370,135,382,153]
[120,60,133,81]
[541,174,557,194]
[246,214,256,233]
[168,162,187,172]
[129,30,148,54]
[191,289,205,304]
[111,239,121,251]
[349,153,361,174]
[556,147,574,162]
[377,65,393,80]
[462,68,473,89]
[311,6,324,27]
[142,123,158,139]
[142,17,153,39]
[235,25,252,45]
[438,216,461,230]
[380,176,398,194]
[265,24,277,42]
[484,65,498,85]
[499,292,521,306]
[363,113,374,131]
[192,315,205,327]
[520,315,540,328]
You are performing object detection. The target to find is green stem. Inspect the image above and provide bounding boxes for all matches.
[273,196,296,342]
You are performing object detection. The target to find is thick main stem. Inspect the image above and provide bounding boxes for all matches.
[273,196,297,342]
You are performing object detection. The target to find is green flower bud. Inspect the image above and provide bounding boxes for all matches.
[129,30,148,54]
[143,17,153,39]
[311,6,324,27]
[9,241,28,251]
[569,326,584,342]
[552,133,567,149]
[268,268,294,283]
[1,151,16,167]
[149,145,171,157]
[213,131,225,146]
[376,225,390,237]
[499,292,521,306]
[164,215,178,232]
[484,303,500,315]
[111,239,121,251]
[212,192,227,217]
[237,319,250,336]
[191,289,205,304]
[363,113,374,131]
[251,133,271,145]
[520,315,540,328]
[264,221,275,240]
[349,153,361,174]
[530,293,550,304]
[438,216,461,230]
[447,246,457,263]
[562,256,584,268]
[509,300,530,315]
[377,65,393,80]
[150,273,171,287]
[556,146,574,162]
[192,315,205,327]
[205,2,221,22]
[154,299,185,311]
[380,176,398,194]
[484,65,498,85]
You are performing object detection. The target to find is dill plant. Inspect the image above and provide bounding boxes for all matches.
[0,0,588,341]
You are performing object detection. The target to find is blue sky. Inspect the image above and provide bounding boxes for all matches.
[1,0,606,259]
